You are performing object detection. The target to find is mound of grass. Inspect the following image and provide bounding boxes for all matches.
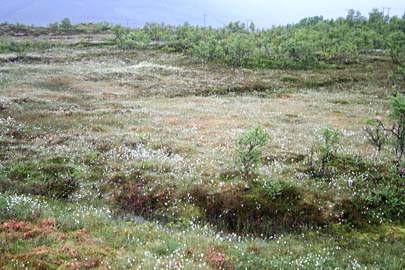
[188,179,325,236]
[0,158,79,200]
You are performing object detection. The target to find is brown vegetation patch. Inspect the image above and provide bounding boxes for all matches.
[74,228,91,243]
[189,182,326,236]
[35,76,74,92]
[67,258,100,269]
[1,219,32,232]
[164,117,183,126]
[197,118,231,130]
[1,219,62,240]
[205,246,234,270]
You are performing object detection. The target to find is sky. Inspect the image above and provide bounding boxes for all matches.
[0,0,404,27]
[215,0,405,26]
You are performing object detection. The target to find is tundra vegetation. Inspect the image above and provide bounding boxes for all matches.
[0,9,404,270]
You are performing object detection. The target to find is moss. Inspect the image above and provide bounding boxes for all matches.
[329,155,385,176]
[202,82,274,97]
[332,183,405,226]
[0,159,79,200]
[33,76,73,92]
[218,169,242,182]
[189,180,325,236]
[150,237,180,256]
[114,175,177,219]
[281,75,300,83]
[156,201,203,228]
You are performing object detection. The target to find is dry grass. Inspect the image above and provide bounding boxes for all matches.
[0,49,390,173]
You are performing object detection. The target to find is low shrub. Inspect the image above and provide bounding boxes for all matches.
[333,180,404,226]
[46,176,79,200]
[308,128,341,176]
[236,126,269,177]
[0,159,79,200]
[328,154,388,182]
[189,180,325,236]
[364,119,387,156]
[0,40,31,58]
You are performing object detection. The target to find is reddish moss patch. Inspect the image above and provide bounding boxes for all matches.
[205,246,234,270]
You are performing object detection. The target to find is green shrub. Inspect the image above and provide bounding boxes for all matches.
[192,36,223,63]
[60,18,72,30]
[236,126,269,177]
[0,40,30,58]
[46,176,79,200]
[262,179,289,200]
[8,162,34,180]
[334,183,405,225]
[360,184,405,222]
[95,21,112,32]
[388,31,405,65]
[310,128,341,175]
[0,40,13,54]
[399,64,405,82]
[387,94,405,173]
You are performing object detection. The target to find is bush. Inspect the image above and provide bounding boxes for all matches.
[386,94,405,173]
[110,26,151,50]
[364,119,387,156]
[60,18,72,31]
[0,40,30,58]
[334,182,405,225]
[47,176,79,200]
[399,64,405,82]
[192,36,223,63]
[310,128,341,175]
[95,21,112,32]
[236,126,269,177]
[364,95,405,175]
[388,31,405,64]
[360,184,405,222]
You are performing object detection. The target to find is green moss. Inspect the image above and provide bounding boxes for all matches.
[0,158,79,199]
[188,180,325,236]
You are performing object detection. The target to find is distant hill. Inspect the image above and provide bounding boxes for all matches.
[0,0,229,27]
[1,1,403,28]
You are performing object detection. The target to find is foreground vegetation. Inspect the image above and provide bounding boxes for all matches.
[0,9,404,270]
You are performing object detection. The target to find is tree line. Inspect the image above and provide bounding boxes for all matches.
[1,9,404,71]
[111,9,404,70]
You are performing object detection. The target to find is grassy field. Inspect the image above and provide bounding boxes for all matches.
[0,33,404,270]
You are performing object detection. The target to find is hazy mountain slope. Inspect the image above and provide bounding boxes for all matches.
[0,0,223,26]
[2,0,402,28]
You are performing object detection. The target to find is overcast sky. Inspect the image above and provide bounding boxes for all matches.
[0,0,404,27]
[204,0,404,26]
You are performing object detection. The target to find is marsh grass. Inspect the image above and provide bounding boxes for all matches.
[0,31,403,269]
